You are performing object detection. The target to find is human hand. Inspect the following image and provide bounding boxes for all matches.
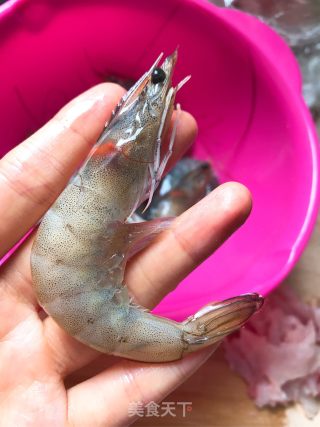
[0,83,251,426]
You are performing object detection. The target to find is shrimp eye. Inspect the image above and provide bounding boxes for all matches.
[151,67,166,84]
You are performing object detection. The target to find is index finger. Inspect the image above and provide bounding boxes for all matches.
[0,83,125,258]
[0,83,195,259]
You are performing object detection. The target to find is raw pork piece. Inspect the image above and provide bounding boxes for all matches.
[224,286,320,418]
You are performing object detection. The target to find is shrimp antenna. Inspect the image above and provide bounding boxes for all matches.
[176,75,191,92]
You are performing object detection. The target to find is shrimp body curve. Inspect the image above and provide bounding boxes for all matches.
[31,52,263,362]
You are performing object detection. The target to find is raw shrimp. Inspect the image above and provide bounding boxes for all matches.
[31,51,263,362]
[137,157,219,220]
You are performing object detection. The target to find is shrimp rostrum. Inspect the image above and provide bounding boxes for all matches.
[31,51,263,362]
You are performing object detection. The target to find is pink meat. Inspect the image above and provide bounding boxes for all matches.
[224,286,320,418]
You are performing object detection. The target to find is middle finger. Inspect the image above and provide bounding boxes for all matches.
[45,182,251,377]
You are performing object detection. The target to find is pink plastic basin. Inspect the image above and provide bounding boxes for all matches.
[0,0,319,320]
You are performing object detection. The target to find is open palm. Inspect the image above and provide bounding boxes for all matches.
[0,83,251,427]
